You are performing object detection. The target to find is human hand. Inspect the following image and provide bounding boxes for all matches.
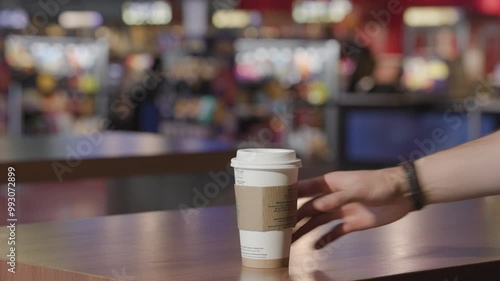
[292,167,414,249]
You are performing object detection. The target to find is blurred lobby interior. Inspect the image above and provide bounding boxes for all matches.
[0,0,500,224]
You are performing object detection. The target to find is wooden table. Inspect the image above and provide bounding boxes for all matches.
[0,132,235,183]
[1,197,500,281]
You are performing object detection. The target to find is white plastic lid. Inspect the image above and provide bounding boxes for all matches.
[231,149,302,169]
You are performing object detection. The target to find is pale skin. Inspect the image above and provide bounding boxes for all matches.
[293,130,500,249]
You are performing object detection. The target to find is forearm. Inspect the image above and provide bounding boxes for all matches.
[415,130,500,204]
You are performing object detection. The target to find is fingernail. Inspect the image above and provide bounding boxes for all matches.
[313,199,326,211]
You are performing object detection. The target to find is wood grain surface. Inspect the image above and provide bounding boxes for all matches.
[1,197,500,281]
[0,132,235,183]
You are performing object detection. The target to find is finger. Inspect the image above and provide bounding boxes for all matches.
[313,191,356,213]
[292,211,341,243]
[314,223,352,249]
[296,196,323,222]
[297,176,330,197]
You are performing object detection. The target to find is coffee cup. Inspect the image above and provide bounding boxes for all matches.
[231,149,302,268]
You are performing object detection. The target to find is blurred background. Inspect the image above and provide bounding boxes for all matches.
[0,0,499,224]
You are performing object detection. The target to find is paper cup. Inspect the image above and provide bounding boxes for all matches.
[231,149,302,268]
